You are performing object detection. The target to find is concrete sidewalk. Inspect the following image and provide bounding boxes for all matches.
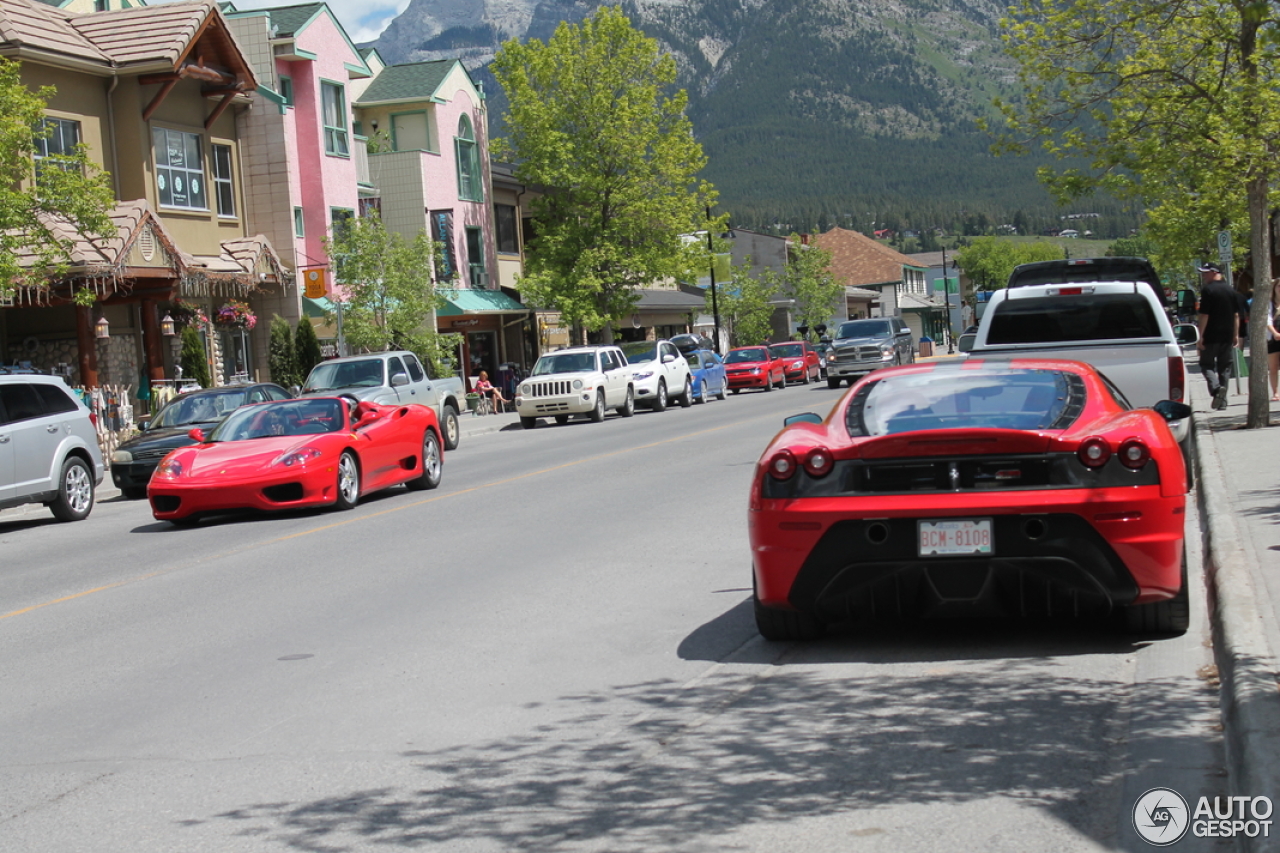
[1191,373,1280,851]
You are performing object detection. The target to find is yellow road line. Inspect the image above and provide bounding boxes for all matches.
[3,414,772,621]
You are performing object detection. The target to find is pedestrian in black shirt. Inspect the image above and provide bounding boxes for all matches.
[1196,263,1238,410]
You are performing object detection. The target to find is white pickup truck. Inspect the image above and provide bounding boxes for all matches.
[961,279,1195,478]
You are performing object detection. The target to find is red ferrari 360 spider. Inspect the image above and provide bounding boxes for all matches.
[750,358,1192,640]
[149,396,442,525]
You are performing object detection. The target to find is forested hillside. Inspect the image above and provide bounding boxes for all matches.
[371,0,1140,237]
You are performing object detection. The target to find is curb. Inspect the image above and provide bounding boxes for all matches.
[1195,406,1280,852]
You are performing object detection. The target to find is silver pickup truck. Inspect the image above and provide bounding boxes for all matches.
[300,351,465,450]
[962,279,1195,479]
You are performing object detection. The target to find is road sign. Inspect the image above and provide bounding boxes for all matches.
[1218,230,1232,266]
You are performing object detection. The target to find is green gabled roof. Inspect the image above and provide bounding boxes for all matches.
[264,2,324,38]
[355,60,457,105]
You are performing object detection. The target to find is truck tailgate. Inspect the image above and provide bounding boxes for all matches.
[975,340,1178,406]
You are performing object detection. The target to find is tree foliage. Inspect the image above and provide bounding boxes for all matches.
[715,261,779,348]
[0,58,116,303]
[955,238,1065,291]
[294,316,324,381]
[778,236,843,335]
[325,211,454,374]
[491,5,717,340]
[267,315,299,389]
[993,0,1280,425]
[178,325,211,389]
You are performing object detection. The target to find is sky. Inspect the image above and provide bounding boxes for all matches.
[189,0,409,45]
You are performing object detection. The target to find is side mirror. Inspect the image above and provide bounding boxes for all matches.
[187,427,206,442]
[784,412,824,427]
[1174,324,1200,346]
[138,419,150,431]
[662,353,676,364]
[958,333,976,353]
[1153,400,1193,422]
[390,372,410,387]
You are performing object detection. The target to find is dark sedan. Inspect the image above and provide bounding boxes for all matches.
[111,383,291,498]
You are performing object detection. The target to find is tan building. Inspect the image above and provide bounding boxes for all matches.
[1,0,288,395]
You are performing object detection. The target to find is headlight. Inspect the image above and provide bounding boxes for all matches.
[826,352,836,362]
[790,360,803,369]
[520,383,530,395]
[154,457,183,478]
[112,450,133,464]
[572,379,584,390]
[750,367,762,374]
[275,447,323,467]
[881,344,894,356]
[633,370,655,380]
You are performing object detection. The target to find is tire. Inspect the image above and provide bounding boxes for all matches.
[716,381,727,401]
[521,416,538,429]
[754,595,825,641]
[763,376,773,392]
[1123,550,1190,635]
[619,386,635,417]
[589,389,606,422]
[49,456,94,522]
[802,367,812,385]
[440,404,460,450]
[1179,429,1197,491]
[732,388,740,395]
[122,486,147,501]
[695,378,708,404]
[828,377,842,389]
[778,373,787,389]
[678,376,693,408]
[554,415,570,425]
[335,451,360,510]
[652,380,668,412]
[405,430,442,491]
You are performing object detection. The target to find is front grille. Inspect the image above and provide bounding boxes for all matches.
[133,447,174,461]
[831,345,884,364]
[152,495,180,513]
[526,380,574,397]
[533,401,571,413]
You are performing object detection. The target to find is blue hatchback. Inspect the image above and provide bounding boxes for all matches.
[684,349,728,403]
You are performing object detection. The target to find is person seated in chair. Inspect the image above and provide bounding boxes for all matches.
[474,370,507,414]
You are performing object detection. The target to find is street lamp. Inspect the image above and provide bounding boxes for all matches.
[943,245,955,354]
[706,206,722,354]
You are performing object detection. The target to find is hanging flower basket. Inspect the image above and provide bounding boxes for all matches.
[214,300,257,330]
[169,301,209,330]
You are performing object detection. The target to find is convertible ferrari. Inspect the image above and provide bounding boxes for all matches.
[148,396,443,525]
[750,358,1192,640]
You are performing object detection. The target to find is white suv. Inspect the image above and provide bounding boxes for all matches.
[516,346,635,428]
[619,340,692,410]
[0,374,105,522]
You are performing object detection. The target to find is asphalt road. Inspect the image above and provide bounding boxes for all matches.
[0,381,1230,852]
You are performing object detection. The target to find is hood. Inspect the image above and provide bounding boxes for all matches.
[181,436,328,478]
[834,335,889,347]
[118,423,219,452]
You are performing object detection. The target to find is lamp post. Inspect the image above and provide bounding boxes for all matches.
[942,245,955,354]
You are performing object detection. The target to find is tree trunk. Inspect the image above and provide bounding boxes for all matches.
[1246,175,1272,428]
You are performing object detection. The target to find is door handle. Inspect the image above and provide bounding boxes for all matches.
[0,434,9,443]
[47,425,60,433]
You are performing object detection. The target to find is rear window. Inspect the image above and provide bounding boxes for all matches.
[33,383,79,415]
[846,368,1085,436]
[987,293,1161,344]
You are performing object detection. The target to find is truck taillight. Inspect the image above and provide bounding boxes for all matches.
[1167,355,1184,402]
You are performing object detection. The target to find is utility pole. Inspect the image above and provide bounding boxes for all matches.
[942,245,955,354]
[707,206,722,354]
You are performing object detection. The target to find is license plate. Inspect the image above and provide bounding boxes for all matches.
[918,519,993,556]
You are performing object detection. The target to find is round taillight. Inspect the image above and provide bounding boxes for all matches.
[803,447,834,478]
[768,449,798,481]
[1118,437,1150,469]
[1077,437,1111,469]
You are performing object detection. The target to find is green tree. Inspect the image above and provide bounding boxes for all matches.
[491,5,718,341]
[1,58,116,303]
[294,316,324,382]
[716,261,779,348]
[324,211,450,371]
[993,0,1280,426]
[178,325,211,388]
[956,238,1064,291]
[780,236,843,336]
[267,315,299,388]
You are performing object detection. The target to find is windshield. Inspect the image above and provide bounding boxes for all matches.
[847,369,1083,436]
[620,343,658,364]
[303,359,385,392]
[210,399,346,441]
[152,389,250,427]
[838,320,892,339]
[532,352,597,375]
[725,348,769,364]
[771,343,804,358]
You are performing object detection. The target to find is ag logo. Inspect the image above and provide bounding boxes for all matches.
[1134,787,1190,846]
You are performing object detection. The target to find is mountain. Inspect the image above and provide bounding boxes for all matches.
[371,0,1132,237]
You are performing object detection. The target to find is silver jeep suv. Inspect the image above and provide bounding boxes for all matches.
[0,374,105,521]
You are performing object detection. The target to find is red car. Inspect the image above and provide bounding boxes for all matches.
[149,396,443,525]
[750,359,1191,640]
[770,341,822,384]
[725,346,786,393]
